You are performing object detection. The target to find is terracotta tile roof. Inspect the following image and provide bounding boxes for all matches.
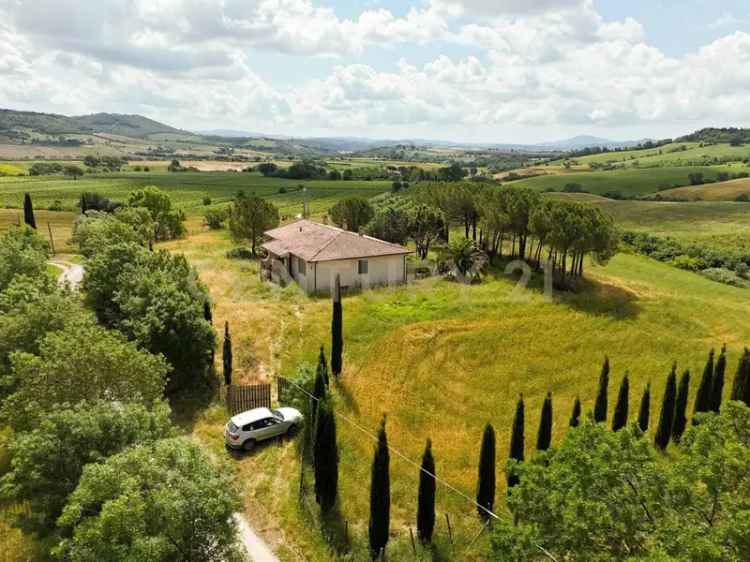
[262,219,411,262]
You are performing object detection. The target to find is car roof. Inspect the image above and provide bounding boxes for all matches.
[231,407,273,426]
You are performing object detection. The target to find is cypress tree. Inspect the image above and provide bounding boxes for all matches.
[317,345,329,387]
[593,356,610,423]
[638,383,651,432]
[222,321,232,386]
[23,193,36,229]
[204,301,214,364]
[476,423,496,520]
[536,393,552,451]
[693,349,715,421]
[710,345,727,412]
[654,365,677,450]
[369,417,390,560]
[569,397,581,428]
[672,369,690,443]
[508,395,525,489]
[313,399,338,513]
[80,193,88,214]
[612,373,629,432]
[730,349,750,404]
[331,274,343,378]
[417,439,436,544]
[311,364,327,426]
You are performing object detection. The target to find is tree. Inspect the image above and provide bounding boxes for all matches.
[1,401,173,533]
[223,321,232,386]
[711,345,727,412]
[476,423,496,520]
[257,162,278,176]
[329,197,375,232]
[594,357,610,423]
[612,374,629,431]
[63,164,84,180]
[446,237,488,282]
[508,396,525,489]
[128,186,186,240]
[409,205,444,260]
[536,393,553,450]
[638,383,651,432]
[654,365,677,450]
[569,397,582,427]
[313,398,338,513]
[55,438,241,562]
[369,417,390,560]
[693,349,715,420]
[365,207,410,244]
[417,439,436,544]
[492,403,750,561]
[228,192,279,256]
[730,348,750,404]
[0,226,49,294]
[317,345,329,387]
[72,207,153,258]
[331,275,343,378]
[23,193,36,229]
[1,317,168,431]
[672,369,690,443]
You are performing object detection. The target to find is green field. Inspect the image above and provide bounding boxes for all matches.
[511,164,741,196]
[0,171,391,217]
[552,142,750,168]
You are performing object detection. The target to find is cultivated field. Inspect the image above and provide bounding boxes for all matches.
[654,177,750,201]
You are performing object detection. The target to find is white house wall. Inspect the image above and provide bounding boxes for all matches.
[305,255,406,294]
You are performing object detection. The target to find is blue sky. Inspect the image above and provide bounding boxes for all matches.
[2,0,750,143]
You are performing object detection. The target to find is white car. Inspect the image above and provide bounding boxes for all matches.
[224,407,303,451]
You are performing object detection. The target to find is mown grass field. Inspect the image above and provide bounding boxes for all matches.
[510,164,741,196]
[163,221,750,561]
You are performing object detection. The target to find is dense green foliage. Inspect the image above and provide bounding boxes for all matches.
[654,366,677,449]
[313,398,339,513]
[1,401,173,533]
[612,374,629,431]
[0,225,49,293]
[228,191,280,255]
[331,275,343,378]
[594,357,610,422]
[536,393,553,450]
[508,396,525,489]
[694,350,715,417]
[55,438,241,562]
[638,383,651,431]
[494,402,750,561]
[569,397,581,427]
[672,370,690,442]
[127,186,186,240]
[329,196,375,232]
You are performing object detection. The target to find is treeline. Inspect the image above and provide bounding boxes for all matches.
[0,222,241,560]
[623,231,750,288]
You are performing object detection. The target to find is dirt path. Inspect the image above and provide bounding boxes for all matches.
[234,513,281,562]
[49,259,84,289]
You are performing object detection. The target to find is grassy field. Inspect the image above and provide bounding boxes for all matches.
[551,142,750,168]
[0,171,392,217]
[510,164,741,196]
[161,220,750,561]
[654,177,750,201]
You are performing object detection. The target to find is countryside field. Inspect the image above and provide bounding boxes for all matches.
[163,220,750,560]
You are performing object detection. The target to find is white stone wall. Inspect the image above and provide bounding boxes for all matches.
[302,254,406,294]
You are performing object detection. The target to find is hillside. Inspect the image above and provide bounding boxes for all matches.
[650,177,750,201]
[71,112,193,139]
[677,127,750,145]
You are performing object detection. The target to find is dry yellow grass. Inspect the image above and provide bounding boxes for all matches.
[0,209,76,253]
[656,177,750,201]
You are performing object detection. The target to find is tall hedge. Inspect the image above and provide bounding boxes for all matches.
[612,374,629,432]
[655,365,677,450]
[476,423,496,520]
[417,439,436,544]
[369,417,390,560]
[594,357,610,423]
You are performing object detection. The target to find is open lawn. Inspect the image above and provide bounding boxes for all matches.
[166,223,750,561]
[510,165,740,196]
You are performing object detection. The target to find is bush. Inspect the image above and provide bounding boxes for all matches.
[203,208,228,230]
[670,254,706,272]
[48,200,63,211]
[202,196,212,206]
[226,247,254,260]
[701,268,750,288]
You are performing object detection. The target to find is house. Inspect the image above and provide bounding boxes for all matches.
[260,219,412,294]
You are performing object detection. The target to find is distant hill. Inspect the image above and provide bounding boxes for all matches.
[0,108,195,140]
[677,127,750,145]
[540,135,648,150]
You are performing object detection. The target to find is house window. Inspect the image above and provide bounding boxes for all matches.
[298,257,306,275]
[358,259,368,275]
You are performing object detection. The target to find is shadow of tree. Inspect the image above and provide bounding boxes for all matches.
[169,369,220,431]
[320,503,351,555]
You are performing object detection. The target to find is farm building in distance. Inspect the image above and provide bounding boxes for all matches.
[261,219,411,294]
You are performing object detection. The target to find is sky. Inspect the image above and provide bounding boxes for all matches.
[2,0,750,143]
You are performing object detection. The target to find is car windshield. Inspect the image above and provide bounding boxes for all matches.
[271,409,284,421]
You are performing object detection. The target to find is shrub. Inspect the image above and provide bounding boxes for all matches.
[670,254,706,271]
[203,208,227,230]
[226,247,254,260]
[701,268,750,288]
[202,196,212,206]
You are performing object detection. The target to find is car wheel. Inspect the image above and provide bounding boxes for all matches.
[242,439,256,451]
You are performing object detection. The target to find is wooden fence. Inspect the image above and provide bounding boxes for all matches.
[225,384,271,415]
[277,376,293,404]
